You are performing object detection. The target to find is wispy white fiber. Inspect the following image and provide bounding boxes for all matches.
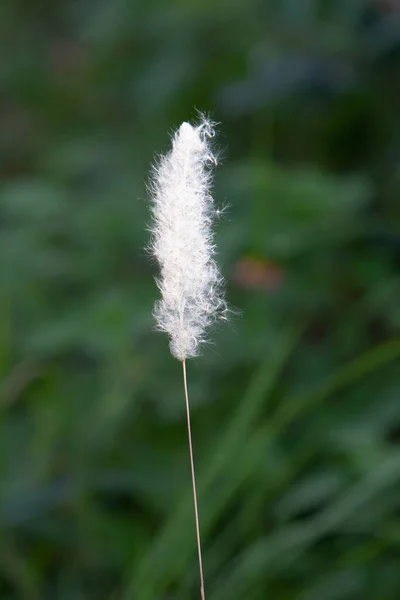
[149,116,227,360]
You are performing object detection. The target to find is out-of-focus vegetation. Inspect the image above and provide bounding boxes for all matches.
[1,0,400,598]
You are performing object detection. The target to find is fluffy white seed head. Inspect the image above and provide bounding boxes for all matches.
[149,117,227,360]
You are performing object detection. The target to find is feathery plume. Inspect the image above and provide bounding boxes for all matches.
[148,116,227,600]
[149,116,226,360]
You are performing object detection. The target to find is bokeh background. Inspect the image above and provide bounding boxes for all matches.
[1,0,400,598]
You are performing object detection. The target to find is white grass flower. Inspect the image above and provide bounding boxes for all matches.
[149,116,227,360]
[147,115,228,600]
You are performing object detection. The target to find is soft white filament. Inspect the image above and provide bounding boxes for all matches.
[149,117,226,360]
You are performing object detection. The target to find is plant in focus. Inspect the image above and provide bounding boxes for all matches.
[147,116,227,599]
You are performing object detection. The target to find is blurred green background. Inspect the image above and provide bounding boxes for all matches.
[1,0,400,598]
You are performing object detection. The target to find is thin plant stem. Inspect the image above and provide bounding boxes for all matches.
[182,359,206,600]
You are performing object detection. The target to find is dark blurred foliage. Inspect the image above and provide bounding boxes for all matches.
[0,0,400,598]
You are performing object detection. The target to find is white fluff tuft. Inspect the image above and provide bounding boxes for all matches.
[149,116,227,360]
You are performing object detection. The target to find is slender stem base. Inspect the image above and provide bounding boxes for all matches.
[182,359,206,600]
